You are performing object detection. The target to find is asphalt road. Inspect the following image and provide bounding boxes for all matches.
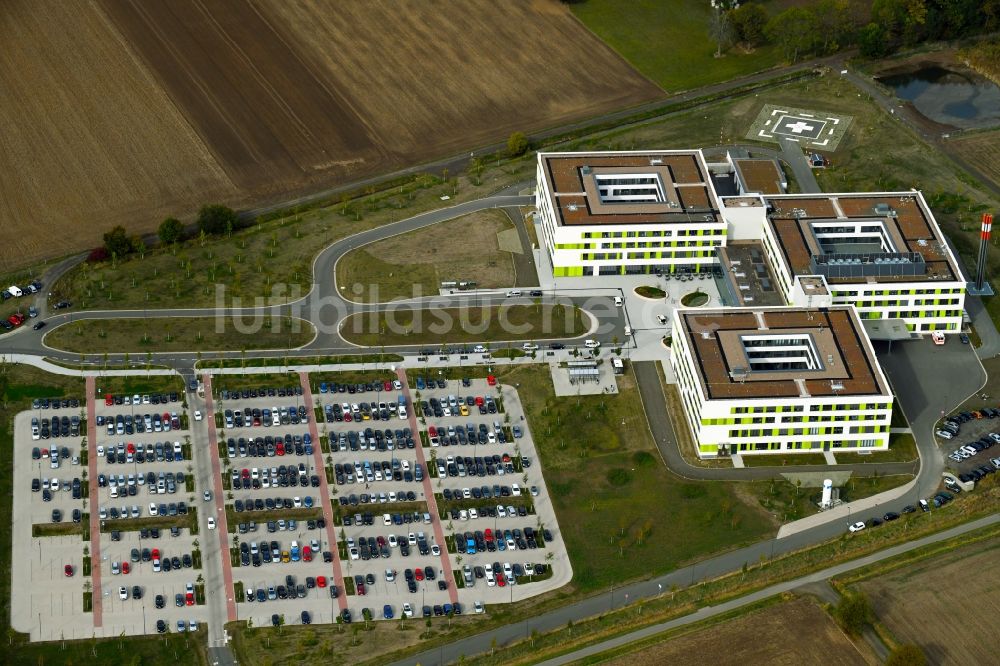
[632,360,919,480]
[0,190,628,373]
[528,512,1000,666]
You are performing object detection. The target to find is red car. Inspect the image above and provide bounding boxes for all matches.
[185,592,194,606]
[487,375,497,386]
[475,396,484,407]
[302,546,312,562]
[121,562,130,575]
[8,313,25,327]
[151,548,160,560]
[317,576,327,588]
[126,443,136,454]
[384,381,393,392]
[276,442,285,456]
[414,568,424,581]
[105,394,114,406]
[64,564,74,577]
[356,583,365,596]
[484,528,494,542]
[496,574,506,587]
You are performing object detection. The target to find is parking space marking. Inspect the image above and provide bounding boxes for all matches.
[202,374,237,623]
[85,376,103,628]
[298,372,348,611]
[397,369,458,605]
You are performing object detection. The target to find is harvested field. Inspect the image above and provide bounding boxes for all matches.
[337,209,517,301]
[600,597,867,666]
[948,129,1000,191]
[858,537,1000,665]
[0,0,238,271]
[1,0,660,273]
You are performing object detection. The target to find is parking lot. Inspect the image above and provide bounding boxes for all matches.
[936,409,1000,487]
[11,371,570,638]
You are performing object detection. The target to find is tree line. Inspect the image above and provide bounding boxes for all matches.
[93,204,239,263]
[713,0,998,63]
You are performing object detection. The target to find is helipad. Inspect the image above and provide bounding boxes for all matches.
[747,104,852,150]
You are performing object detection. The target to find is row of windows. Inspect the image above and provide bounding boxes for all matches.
[554,240,722,251]
[581,228,724,239]
[728,425,888,438]
[723,438,884,452]
[831,287,964,297]
[731,402,890,414]
[706,412,888,426]
[858,309,962,320]
[580,250,716,261]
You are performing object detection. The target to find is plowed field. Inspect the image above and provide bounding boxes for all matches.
[0,0,239,271]
[1,0,660,271]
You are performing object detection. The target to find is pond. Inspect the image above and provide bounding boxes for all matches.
[877,64,1000,130]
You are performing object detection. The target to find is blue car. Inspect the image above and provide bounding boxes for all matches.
[319,382,328,393]
[304,496,314,508]
[415,377,426,390]
[383,604,394,620]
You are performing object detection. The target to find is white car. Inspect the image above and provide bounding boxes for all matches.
[194,411,202,421]
[473,345,487,353]
[207,517,216,530]
[118,586,128,600]
[848,521,866,533]
[506,289,522,298]
[522,343,539,351]
[935,429,953,439]
[584,339,601,349]
[402,602,414,618]
[148,503,158,516]
[474,600,485,614]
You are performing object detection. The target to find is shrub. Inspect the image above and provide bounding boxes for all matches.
[507,131,529,157]
[197,204,238,236]
[87,247,109,263]
[606,468,632,486]
[158,217,185,245]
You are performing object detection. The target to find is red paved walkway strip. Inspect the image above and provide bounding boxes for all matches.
[202,374,237,623]
[397,369,458,605]
[299,372,348,612]
[85,377,102,627]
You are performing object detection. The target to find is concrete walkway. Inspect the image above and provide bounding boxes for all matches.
[528,513,1000,666]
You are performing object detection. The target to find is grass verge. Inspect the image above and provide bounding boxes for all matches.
[198,353,403,369]
[45,316,315,353]
[340,304,586,347]
[337,209,517,302]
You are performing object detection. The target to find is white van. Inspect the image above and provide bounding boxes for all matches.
[6,285,22,298]
[506,290,522,298]
[624,326,633,337]
[584,339,601,349]
[614,296,623,307]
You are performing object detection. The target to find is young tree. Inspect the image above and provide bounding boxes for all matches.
[196,204,238,236]
[708,6,733,56]
[507,131,529,157]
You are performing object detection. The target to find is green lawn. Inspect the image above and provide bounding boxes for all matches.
[741,453,828,467]
[836,432,918,464]
[50,162,535,312]
[494,365,773,591]
[744,473,913,522]
[198,353,403,369]
[45,316,314,354]
[336,209,516,302]
[570,0,784,91]
[339,304,586,347]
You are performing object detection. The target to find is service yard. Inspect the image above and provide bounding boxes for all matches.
[857,537,1000,665]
